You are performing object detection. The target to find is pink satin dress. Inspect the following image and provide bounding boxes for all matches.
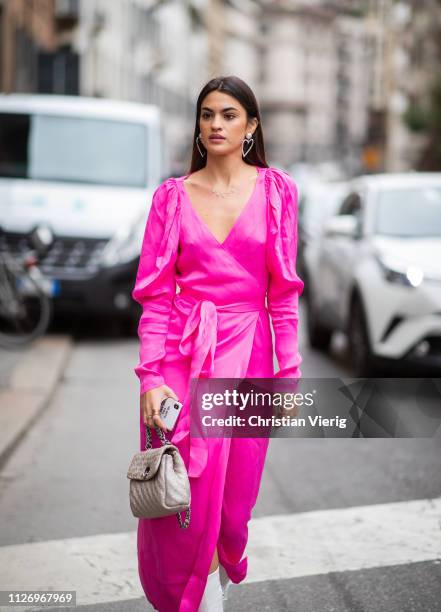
[131,164,304,612]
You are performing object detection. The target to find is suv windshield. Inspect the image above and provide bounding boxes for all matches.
[0,112,148,187]
[375,186,441,237]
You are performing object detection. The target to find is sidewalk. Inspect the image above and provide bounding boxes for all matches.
[0,335,73,468]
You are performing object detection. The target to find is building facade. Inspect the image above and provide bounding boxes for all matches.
[0,0,79,94]
[5,0,432,173]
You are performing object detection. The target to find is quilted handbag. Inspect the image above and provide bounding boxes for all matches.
[127,423,191,528]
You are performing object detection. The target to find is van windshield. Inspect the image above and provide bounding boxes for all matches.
[0,112,148,187]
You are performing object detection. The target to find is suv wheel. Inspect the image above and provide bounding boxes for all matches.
[348,296,377,377]
[306,291,332,351]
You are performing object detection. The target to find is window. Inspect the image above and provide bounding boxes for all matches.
[375,186,441,237]
[339,192,362,216]
[0,112,148,187]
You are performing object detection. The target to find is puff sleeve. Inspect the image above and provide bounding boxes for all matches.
[266,168,305,379]
[131,180,181,396]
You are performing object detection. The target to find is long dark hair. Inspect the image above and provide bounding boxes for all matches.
[188,75,268,173]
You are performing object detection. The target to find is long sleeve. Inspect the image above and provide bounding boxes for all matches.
[131,180,180,395]
[266,168,305,379]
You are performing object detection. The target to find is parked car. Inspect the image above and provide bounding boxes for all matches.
[290,161,347,197]
[303,172,441,376]
[0,94,169,331]
[298,180,350,281]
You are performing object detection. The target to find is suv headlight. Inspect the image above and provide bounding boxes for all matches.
[101,220,145,267]
[375,253,424,287]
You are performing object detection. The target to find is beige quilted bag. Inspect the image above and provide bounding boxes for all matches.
[127,424,191,528]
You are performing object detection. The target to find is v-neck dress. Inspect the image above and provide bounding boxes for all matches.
[131,164,304,612]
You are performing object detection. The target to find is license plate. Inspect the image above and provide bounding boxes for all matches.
[16,276,60,297]
[44,278,61,297]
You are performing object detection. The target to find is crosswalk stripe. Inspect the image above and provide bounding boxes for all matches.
[0,496,440,609]
[247,496,441,582]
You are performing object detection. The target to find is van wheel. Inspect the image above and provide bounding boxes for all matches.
[348,297,377,377]
[306,292,332,351]
[122,312,139,337]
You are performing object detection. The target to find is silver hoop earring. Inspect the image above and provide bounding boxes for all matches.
[196,133,205,158]
[242,132,254,158]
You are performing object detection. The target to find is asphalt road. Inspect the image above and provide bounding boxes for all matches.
[0,302,440,611]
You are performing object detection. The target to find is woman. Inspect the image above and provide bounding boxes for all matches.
[132,75,304,612]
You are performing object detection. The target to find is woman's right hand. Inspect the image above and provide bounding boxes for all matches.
[141,384,179,432]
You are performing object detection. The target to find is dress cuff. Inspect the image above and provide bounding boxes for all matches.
[139,374,166,396]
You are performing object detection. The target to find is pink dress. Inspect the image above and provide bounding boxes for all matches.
[132,164,304,611]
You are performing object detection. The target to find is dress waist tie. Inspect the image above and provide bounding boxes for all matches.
[170,292,265,478]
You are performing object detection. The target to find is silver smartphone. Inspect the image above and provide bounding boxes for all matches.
[159,397,183,431]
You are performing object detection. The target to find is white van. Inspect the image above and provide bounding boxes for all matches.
[0,94,169,329]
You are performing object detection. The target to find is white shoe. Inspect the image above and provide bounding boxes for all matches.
[198,566,224,611]
[219,564,232,602]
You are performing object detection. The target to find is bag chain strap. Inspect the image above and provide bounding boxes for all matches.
[144,423,191,529]
[145,422,172,450]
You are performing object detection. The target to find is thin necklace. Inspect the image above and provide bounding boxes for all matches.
[211,185,239,198]
[210,170,257,198]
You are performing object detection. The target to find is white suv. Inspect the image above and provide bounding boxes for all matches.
[303,173,441,376]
